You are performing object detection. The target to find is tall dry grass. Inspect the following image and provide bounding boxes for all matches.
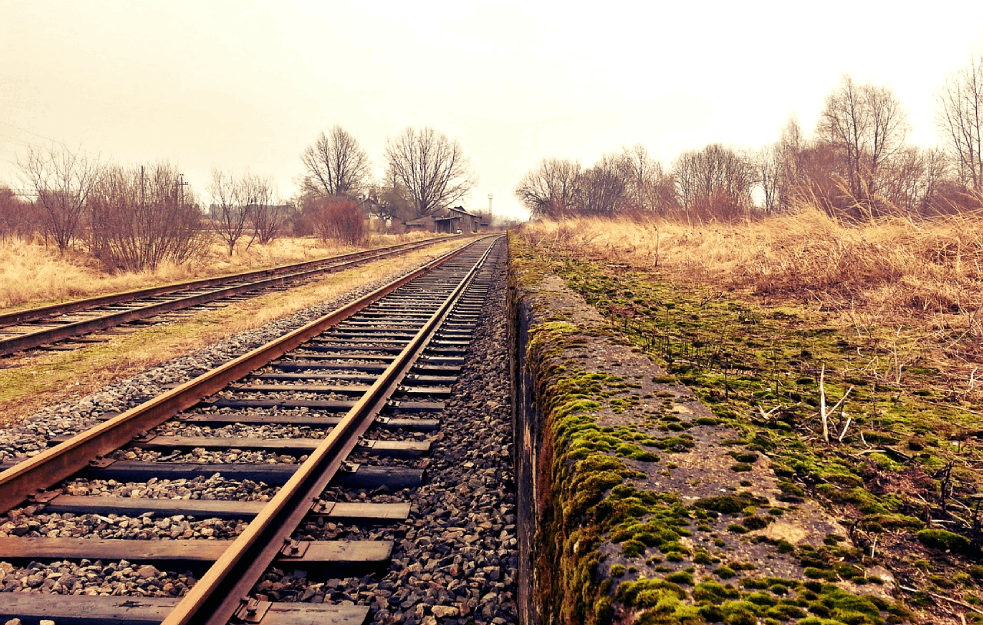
[519,209,983,399]
[519,208,983,317]
[0,232,438,311]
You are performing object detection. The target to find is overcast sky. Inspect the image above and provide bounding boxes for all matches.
[2,0,983,219]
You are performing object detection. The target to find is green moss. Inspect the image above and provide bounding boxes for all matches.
[616,578,687,607]
[715,566,737,579]
[695,494,757,514]
[743,516,772,530]
[610,564,626,576]
[665,570,694,585]
[729,451,760,463]
[916,528,972,553]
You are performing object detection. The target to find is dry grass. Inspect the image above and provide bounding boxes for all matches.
[0,232,440,311]
[0,239,464,426]
[519,209,983,403]
[519,208,983,317]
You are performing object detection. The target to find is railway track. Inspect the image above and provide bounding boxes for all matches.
[0,235,514,624]
[0,236,462,358]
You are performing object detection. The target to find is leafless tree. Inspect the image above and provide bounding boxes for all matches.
[0,186,36,240]
[754,146,782,214]
[19,143,101,250]
[384,127,476,218]
[672,144,755,222]
[936,52,983,195]
[514,158,582,218]
[88,163,206,270]
[366,171,415,223]
[614,144,677,214]
[210,169,271,255]
[574,155,627,216]
[818,75,910,217]
[245,176,283,244]
[300,126,371,199]
[773,116,808,211]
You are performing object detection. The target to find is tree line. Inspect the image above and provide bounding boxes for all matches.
[0,125,478,269]
[516,54,983,222]
[294,126,477,243]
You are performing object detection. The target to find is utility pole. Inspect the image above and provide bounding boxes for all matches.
[140,165,145,210]
[176,174,188,208]
[488,194,493,214]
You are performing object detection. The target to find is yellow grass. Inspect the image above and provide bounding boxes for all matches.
[0,239,465,427]
[0,232,440,311]
[519,208,983,318]
[519,210,983,405]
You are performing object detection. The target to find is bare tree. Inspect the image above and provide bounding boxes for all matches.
[614,144,676,213]
[210,169,268,255]
[300,126,371,198]
[754,146,782,214]
[672,144,755,222]
[514,158,582,218]
[366,170,415,223]
[384,127,476,218]
[817,75,910,216]
[936,52,983,195]
[88,163,206,270]
[774,116,807,211]
[19,143,100,250]
[574,155,627,216]
[245,176,283,244]
[0,186,36,241]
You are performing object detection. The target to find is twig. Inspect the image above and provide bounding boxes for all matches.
[819,364,853,444]
[899,585,983,615]
[838,417,853,443]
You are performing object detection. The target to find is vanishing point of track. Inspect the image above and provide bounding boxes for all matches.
[0,234,504,624]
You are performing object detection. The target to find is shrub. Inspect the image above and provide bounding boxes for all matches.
[313,196,367,246]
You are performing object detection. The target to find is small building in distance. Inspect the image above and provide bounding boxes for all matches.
[435,206,481,234]
[403,206,486,234]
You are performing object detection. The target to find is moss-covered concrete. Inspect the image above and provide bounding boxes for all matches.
[508,234,913,625]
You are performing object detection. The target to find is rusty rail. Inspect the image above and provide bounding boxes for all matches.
[161,238,498,625]
[0,238,484,514]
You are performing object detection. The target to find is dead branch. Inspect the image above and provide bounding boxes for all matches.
[899,585,983,615]
[819,364,854,444]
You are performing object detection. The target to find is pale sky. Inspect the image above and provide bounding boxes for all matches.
[2,0,983,220]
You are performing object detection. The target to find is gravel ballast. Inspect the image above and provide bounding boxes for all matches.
[0,239,518,625]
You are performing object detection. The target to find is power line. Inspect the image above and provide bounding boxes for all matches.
[0,119,66,148]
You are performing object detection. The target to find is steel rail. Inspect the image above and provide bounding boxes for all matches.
[0,238,485,514]
[160,238,498,625]
[0,235,460,329]
[0,236,465,357]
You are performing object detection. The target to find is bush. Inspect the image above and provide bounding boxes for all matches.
[313,196,367,245]
[88,163,206,270]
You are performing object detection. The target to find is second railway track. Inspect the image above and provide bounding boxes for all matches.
[0,236,463,358]
[0,235,517,624]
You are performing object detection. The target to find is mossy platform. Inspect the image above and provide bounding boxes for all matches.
[508,236,914,625]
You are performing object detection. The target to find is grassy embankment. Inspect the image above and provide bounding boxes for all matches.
[0,235,463,427]
[517,209,983,623]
